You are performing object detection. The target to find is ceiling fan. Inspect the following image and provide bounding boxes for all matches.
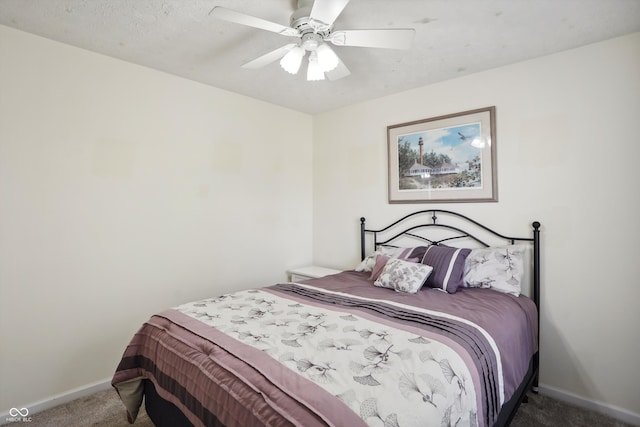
[209,0,415,81]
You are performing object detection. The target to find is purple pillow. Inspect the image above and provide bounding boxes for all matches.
[356,245,427,273]
[421,245,471,293]
[369,255,391,281]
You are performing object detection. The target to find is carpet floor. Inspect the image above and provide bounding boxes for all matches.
[10,388,633,427]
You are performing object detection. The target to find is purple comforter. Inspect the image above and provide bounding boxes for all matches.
[112,271,537,427]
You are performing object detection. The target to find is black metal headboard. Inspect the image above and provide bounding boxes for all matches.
[360,209,540,304]
[360,209,541,388]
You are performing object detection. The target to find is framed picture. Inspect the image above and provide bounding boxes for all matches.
[387,106,497,203]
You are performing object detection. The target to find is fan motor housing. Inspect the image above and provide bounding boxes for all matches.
[290,2,333,39]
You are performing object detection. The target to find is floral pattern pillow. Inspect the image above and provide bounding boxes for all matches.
[374,258,433,294]
[464,245,525,296]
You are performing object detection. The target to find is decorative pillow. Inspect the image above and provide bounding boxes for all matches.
[421,245,471,293]
[464,245,525,296]
[355,245,427,272]
[373,258,433,294]
[369,255,422,281]
[369,255,390,281]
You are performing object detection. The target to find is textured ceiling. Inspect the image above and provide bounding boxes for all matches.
[1,0,639,114]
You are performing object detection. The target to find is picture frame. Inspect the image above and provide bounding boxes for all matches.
[387,106,497,203]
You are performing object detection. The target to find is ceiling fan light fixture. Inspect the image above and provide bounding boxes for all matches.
[306,51,325,81]
[315,43,339,72]
[280,46,305,74]
[211,1,416,83]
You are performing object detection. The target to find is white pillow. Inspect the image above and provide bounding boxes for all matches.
[464,245,525,296]
[355,250,383,272]
[374,258,433,294]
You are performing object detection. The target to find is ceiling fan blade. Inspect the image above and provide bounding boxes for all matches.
[209,6,299,37]
[309,0,351,27]
[329,28,415,49]
[242,44,298,69]
[325,56,350,81]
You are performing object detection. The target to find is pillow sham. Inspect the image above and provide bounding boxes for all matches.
[421,245,471,293]
[464,245,525,296]
[355,245,427,273]
[373,258,433,294]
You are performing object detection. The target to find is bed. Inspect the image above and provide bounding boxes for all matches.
[112,209,541,427]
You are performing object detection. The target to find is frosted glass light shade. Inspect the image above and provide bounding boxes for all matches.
[316,43,339,72]
[307,52,325,81]
[280,46,305,74]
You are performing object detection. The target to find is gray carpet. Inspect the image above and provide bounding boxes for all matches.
[13,388,633,427]
[9,389,153,427]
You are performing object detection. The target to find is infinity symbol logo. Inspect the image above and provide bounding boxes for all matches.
[9,407,29,417]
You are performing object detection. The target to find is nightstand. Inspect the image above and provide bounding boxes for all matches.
[287,266,342,282]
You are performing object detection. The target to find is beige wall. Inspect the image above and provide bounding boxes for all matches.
[312,33,640,420]
[0,25,313,410]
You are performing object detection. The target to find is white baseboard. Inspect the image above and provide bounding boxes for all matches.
[1,378,112,425]
[3,379,638,426]
[538,383,640,426]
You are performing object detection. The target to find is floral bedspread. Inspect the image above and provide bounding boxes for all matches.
[175,282,500,427]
